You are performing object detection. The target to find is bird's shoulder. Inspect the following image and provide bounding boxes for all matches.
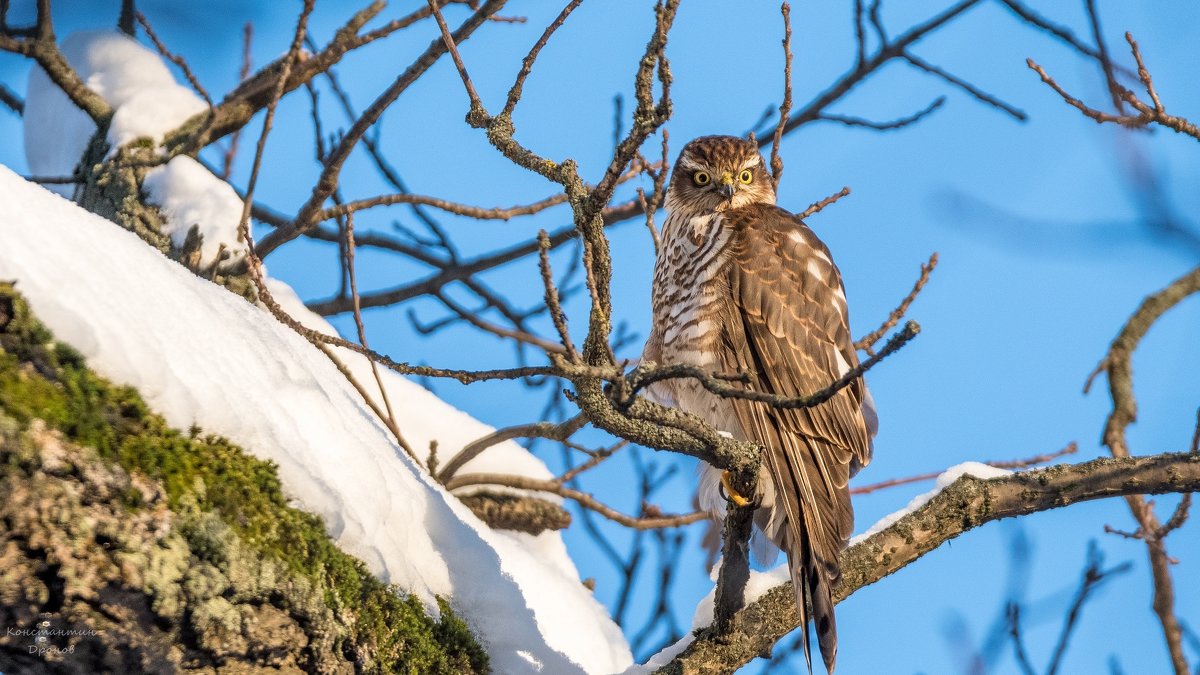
[722,202,827,254]
[722,201,800,229]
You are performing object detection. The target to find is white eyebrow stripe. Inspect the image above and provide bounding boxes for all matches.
[678,157,703,171]
[742,155,763,169]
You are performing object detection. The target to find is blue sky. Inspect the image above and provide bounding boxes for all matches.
[2,1,1198,673]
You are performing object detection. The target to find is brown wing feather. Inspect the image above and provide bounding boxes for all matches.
[715,203,869,673]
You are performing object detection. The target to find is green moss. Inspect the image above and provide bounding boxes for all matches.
[0,284,488,674]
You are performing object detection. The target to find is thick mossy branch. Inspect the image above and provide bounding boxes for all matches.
[655,453,1200,674]
[0,285,488,674]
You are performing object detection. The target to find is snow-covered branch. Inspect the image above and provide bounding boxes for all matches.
[651,452,1200,674]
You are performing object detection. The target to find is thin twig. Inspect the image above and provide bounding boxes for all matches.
[638,130,670,254]
[636,188,660,254]
[556,440,627,485]
[437,415,587,484]
[1028,34,1200,141]
[769,2,793,188]
[235,0,313,244]
[1046,543,1132,675]
[1007,604,1037,675]
[221,22,254,180]
[315,190,569,223]
[501,0,583,118]
[996,0,1136,80]
[0,81,22,115]
[855,251,938,354]
[1027,58,1145,128]
[135,11,212,105]
[851,442,1077,495]
[1083,0,1122,113]
[346,213,416,461]
[818,96,947,130]
[902,54,1026,120]
[538,229,579,361]
[427,0,485,120]
[798,186,851,220]
[626,321,920,410]
[426,290,568,354]
[853,0,866,68]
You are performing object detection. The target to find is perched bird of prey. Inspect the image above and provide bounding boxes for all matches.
[642,135,876,673]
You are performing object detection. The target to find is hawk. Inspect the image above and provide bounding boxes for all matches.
[642,135,876,673]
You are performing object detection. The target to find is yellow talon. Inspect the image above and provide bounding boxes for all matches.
[721,470,753,507]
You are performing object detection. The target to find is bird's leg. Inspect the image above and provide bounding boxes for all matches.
[721,469,753,507]
[714,476,756,633]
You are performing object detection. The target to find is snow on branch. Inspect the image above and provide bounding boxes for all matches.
[650,452,1200,674]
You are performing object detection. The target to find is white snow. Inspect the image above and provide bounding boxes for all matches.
[12,28,638,673]
[141,156,247,266]
[0,166,632,673]
[25,30,206,190]
[261,279,580,580]
[850,461,1012,545]
[24,31,230,268]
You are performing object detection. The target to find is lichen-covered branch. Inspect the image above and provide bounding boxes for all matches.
[444,472,705,530]
[654,452,1200,674]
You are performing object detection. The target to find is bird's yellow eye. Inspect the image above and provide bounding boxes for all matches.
[739,169,754,184]
[693,171,711,186]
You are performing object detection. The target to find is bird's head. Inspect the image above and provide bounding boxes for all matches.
[666,135,776,213]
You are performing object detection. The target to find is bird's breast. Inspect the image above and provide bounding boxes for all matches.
[650,211,731,362]
[647,210,743,434]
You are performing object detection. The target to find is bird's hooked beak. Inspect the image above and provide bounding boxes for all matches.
[717,172,736,198]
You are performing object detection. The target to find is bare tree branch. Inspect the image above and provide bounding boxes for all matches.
[501,0,583,119]
[798,185,851,220]
[1092,264,1200,675]
[1028,34,1199,141]
[769,2,793,188]
[855,252,938,354]
[134,10,211,105]
[818,96,948,131]
[624,321,919,411]
[255,0,508,257]
[445,472,707,530]
[160,1,473,156]
[344,213,416,461]
[763,0,984,142]
[436,415,587,484]
[902,54,1025,120]
[0,8,113,123]
[851,441,1077,495]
